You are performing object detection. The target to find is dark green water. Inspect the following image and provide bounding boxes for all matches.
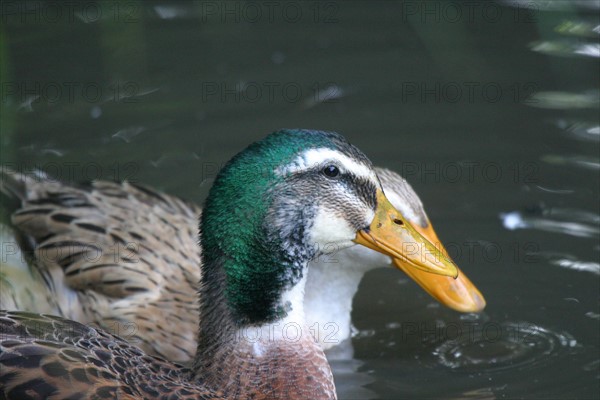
[1,1,598,399]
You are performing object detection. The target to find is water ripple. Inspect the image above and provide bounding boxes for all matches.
[434,322,578,373]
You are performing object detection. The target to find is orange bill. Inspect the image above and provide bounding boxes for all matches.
[353,189,485,312]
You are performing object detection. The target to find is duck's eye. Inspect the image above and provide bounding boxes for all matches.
[322,165,340,178]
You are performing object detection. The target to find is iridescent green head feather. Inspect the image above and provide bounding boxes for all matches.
[199,129,379,325]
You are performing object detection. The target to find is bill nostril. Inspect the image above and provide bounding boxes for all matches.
[393,218,404,226]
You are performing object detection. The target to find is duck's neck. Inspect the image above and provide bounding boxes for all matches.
[305,245,388,351]
[304,260,364,352]
[193,261,336,399]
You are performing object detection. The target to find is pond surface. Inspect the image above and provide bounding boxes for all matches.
[1,1,599,399]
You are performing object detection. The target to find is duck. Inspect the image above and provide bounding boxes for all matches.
[0,142,485,366]
[0,129,466,399]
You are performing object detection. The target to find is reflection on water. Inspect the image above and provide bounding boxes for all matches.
[500,208,600,238]
[527,4,600,58]
[555,20,600,38]
[530,41,600,58]
[541,153,600,170]
[537,251,600,275]
[555,119,600,142]
[527,91,600,109]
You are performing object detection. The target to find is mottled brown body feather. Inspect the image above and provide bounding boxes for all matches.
[1,170,201,362]
[0,311,222,399]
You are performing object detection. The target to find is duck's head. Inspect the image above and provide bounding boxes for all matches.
[200,129,457,327]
